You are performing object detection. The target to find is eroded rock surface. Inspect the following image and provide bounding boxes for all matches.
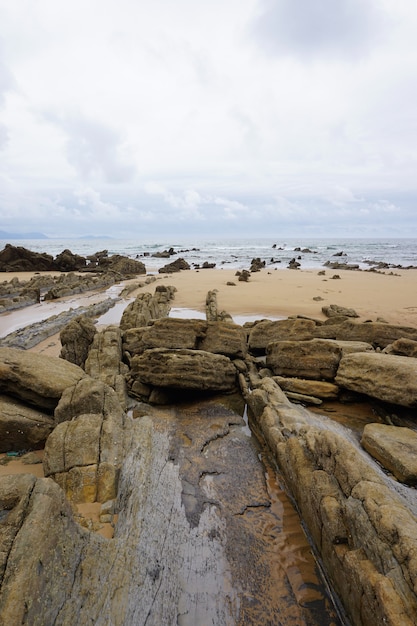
[60,315,97,367]
[336,352,417,407]
[0,394,55,451]
[0,347,86,410]
[361,423,417,484]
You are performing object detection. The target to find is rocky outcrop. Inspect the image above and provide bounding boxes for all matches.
[0,244,56,271]
[94,253,146,276]
[0,394,55,451]
[84,325,129,408]
[119,285,176,331]
[335,352,417,407]
[123,318,247,360]
[248,318,317,353]
[266,338,343,380]
[315,319,417,349]
[205,289,233,322]
[158,257,190,273]
[361,423,417,484]
[241,375,417,626]
[129,348,237,395]
[54,248,87,271]
[45,377,132,502]
[0,347,86,411]
[60,315,97,367]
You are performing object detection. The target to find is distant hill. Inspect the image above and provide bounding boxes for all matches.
[0,230,48,240]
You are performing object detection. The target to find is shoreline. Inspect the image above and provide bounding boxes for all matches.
[1,268,417,336]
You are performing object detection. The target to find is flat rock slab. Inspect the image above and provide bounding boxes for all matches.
[336,352,417,407]
[361,423,417,484]
[0,347,86,410]
[130,348,237,392]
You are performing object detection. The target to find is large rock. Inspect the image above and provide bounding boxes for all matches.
[96,253,146,275]
[119,285,176,331]
[123,318,206,355]
[266,339,342,380]
[315,320,417,349]
[273,377,339,400]
[85,325,128,408]
[248,318,317,354]
[384,338,417,358]
[361,423,417,484]
[45,378,132,502]
[54,248,87,271]
[129,348,237,392]
[0,394,55,452]
[242,375,417,626]
[336,352,417,407]
[0,347,86,411]
[158,257,190,273]
[60,315,97,366]
[123,318,247,359]
[0,244,56,271]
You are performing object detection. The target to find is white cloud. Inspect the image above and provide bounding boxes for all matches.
[0,0,416,237]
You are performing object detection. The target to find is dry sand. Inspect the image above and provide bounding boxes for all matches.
[2,267,417,330]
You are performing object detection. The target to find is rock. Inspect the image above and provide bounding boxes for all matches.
[248,318,317,354]
[95,254,146,276]
[288,258,301,269]
[249,258,265,272]
[123,318,246,360]
[237,270,251,282]
[199,322,247,358]
[158,257,190,273]
[60,315,97,367]
[119,285,176,331]
[273,377,339,400]
[384,338,417,357]
[241,375,417,626]
[315,319,417,349]
[361,423,417,484]
[0,394,55,452]
[129,348,237,393]
[322,304,359,318]
[0,244,56,272]
[45,378,132,502]
[0,347,86,411]
[84,325,128,408]
[266,339,342,380]
[336,352,417,407]
[54,248,87,271]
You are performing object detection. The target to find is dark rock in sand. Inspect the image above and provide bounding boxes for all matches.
[54,249,87,271]
[0,244,56,272]
[322,304,359,318]
[158,257,190,273]
[0,347,86,411]
[0,394,55,452]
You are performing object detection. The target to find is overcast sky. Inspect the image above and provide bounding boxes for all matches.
[0,0,416,238]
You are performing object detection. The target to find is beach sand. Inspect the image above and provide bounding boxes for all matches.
[2,267,417,330]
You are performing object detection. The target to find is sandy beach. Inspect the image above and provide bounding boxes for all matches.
[2,267,417,333]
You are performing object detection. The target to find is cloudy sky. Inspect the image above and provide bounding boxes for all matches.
[0,0,416,238]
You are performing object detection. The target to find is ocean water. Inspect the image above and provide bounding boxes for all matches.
[1,237,417,272]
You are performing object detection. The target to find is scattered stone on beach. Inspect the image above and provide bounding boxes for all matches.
[249,257,265,272]
[0,347,86,411]
[287,258,301,269]
[0,394,55,452]
[236,269,251,282]
[336,352,417,407]
[383,337,417,358]
[158,257,190,273]
[361,423,417,484]
[322,304,359,318]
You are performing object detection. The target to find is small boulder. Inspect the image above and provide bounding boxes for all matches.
[361,423,417,484]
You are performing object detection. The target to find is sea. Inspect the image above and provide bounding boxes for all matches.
[1,237,417,272]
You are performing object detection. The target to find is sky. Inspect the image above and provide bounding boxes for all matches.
[0,0,417,239]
